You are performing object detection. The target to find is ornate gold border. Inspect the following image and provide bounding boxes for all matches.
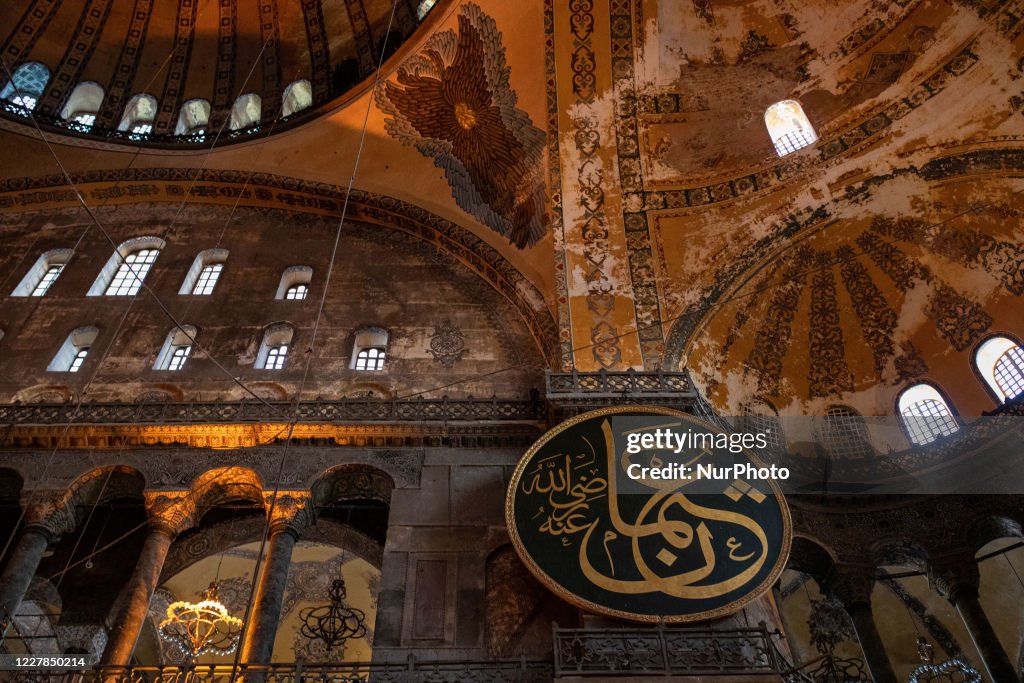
[505,405,793,623]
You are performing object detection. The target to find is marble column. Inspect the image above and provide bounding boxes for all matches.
[238,492,314,666]
[100,492,195,667]
[930,557,1021,683]
[0,494,75,626]
[826,566,898,683]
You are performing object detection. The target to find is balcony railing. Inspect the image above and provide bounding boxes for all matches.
[0,397,547,427]
[553,626,782,676]
[545,369,699,413]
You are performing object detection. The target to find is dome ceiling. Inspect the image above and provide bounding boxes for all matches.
[0,0,439,143]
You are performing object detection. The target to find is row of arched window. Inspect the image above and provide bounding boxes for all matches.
[1,62,313,138]
[744,353,1024,451]
[2,62,821,155]
[11,241,315,301]
[44,324,388,374]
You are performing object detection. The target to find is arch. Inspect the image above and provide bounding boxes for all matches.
[11,248,74,297]
[281,79,313,117]
[740,399,785,449]
[0,467,25,502]
[160,515,383,583]
[786,536,837,582]
[897,382,959,446]
[59,82,104,130]
[174,98,210,136]
[275,265,312,300]
[87,236,165,296]
[255,323,294,370]
[65,466,146,514]
[764,99,817,156]
[153,325,197,371]
[117,93,158,135]
[819,405,874,459]
[975,335,1024,403]
[47,326,99,372]
[969,515,1024,553]
[1,62,50,111]
[229,93,261,130]
[351,327,389,371]
[189,466,265,512]
[178,248,228,295]
[311,464,395,507]
[871,540,929,571]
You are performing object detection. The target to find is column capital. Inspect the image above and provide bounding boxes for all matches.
[21,491,77,541]
[928,553,980,603]
[143,491,197,537]
[823,563,876,611]
[264,491,315,538]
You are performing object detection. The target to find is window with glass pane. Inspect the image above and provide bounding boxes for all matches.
[192,263,223,295]
[285,284,308,300]
[31,264,65,296]
[265,345,288,370]
[105,249,159,296]
[355,347,385,371]
[899,384,959,446]
[167,345,191,371]
[994,346,1024,401]
[69,347,89,373]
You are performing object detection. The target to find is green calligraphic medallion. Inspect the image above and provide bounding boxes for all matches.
[506,406,792,622]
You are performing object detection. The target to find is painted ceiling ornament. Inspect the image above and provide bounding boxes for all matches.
[376,2,548,249]
[428,319,467,368]
[907,636,981,683]
[798,597,871,682]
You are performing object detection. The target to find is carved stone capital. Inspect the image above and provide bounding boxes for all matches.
[143,491,197,537]
[823,564,876,612]
[21,492,77,541]
[264,491,315,538]
[928,553,980,603]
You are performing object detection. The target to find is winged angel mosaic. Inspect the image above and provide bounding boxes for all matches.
[375,3,548,249]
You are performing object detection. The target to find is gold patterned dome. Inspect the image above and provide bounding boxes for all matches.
[0,0,446,146]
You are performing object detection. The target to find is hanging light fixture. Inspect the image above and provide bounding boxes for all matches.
[299,578,367,650]
[159,581,244,659]
[906,636,982,683]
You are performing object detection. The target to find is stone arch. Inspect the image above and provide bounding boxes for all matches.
[160,515,383,583]
[871,539,929,572]
[787,535,837,583]
[65,465,145,513]
[969,515,1024,554]
[311,464,395,507]
[189,466,265,514]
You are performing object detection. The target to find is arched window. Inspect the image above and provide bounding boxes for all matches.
[48,327,98,373]
[179,249,228,295]
[352,328,388,371]
[88,236,166,297]
[975,336,1024,402]
[281,80,313,117]
[1,62,50,112]
[118,93,158,137]
[174,98,210,138]
[417,0,439,19]
[820,405,874,459]
[740,399,784,449]
[11,249,74,297]
[764,100,817,157]
[276,266,313,300]
[256,324,293,370]
[59,82,104,131]
[154,325,196,371]
[230,93,261,130]
[898,384,959,445]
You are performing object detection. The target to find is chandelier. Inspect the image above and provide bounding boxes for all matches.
[299,579,367,650]
[159,581,244,659]
[906,637,982,683]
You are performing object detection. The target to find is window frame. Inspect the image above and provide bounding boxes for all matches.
[896,382,960,446]
[48,326,99,373]
[88,236,166,297]
[255,324,294,370]
[11,249,74,297]
[973,334,1024,404]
